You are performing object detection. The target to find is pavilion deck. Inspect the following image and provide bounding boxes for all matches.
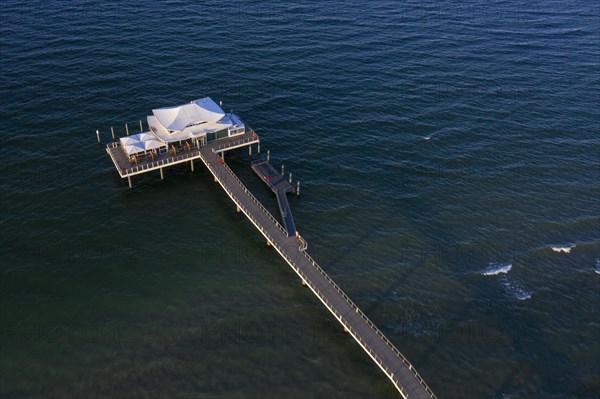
[106,129,259,180]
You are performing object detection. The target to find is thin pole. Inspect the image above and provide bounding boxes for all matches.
[289,172,292,184]
[111,126,115,140]
[267,149,270,162]
[297,181,300,196]
[96,129,100,143]
[160,167,164,180]
[190,160,194,172]
[125,123,129,136]
[127,176,132,189]
[139,120,143,132]
[281,165,285,175]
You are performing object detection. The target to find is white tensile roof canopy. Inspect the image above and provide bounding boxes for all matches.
[152,97,225,132]
[147,97,245,143]
[120,132,167,157]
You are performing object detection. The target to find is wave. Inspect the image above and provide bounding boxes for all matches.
[481,262,531,300]
[500,275,532,301]
[481,262,512,276]
[551,245,575,253]
[596,258,600,274]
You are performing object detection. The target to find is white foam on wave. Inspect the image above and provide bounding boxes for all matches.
[481,262,512,276]
[551,245,575,253]
[595,258,600,274]
[500,275,532,301]
[423,136,431,140]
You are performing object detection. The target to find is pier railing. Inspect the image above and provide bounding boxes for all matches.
[276,244,415,398]
[106,141,202,177]
[200,150,435,399]
[300,251,437,399]
[125,150,200,177]
[212,133,258,153]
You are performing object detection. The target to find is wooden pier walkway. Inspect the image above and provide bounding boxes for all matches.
[198,142,436,399]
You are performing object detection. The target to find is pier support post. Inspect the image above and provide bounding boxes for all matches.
[190,160,194,172]
[125,123,129,136]
[96,129,100,143]
[111,126,115,140]
[139,120,143,132]
[289,172,292,184]
[127,176,132,189]
[160,167,164,180]
[249,145,252,157]
[281,165,284,175]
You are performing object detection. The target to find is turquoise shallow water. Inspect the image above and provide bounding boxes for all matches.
[1,1,599,398]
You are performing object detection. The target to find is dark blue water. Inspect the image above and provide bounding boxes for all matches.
[1,1,599,397]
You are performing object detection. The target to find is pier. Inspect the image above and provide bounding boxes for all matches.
[102,98,436,398]
[196,140,436,399]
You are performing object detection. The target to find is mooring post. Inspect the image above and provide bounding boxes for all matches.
[236,205,241,213]
[267,149,270,162]
[289,172,292,184]
[111,126,115,140]
[96,129,100,143]
[160,167,164,180]
[125,123,129,136]
[301,279,307,286]
[139,120,143,132]
[281,164,285,175]
[297,181,300,196]
[127,176,132,189]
